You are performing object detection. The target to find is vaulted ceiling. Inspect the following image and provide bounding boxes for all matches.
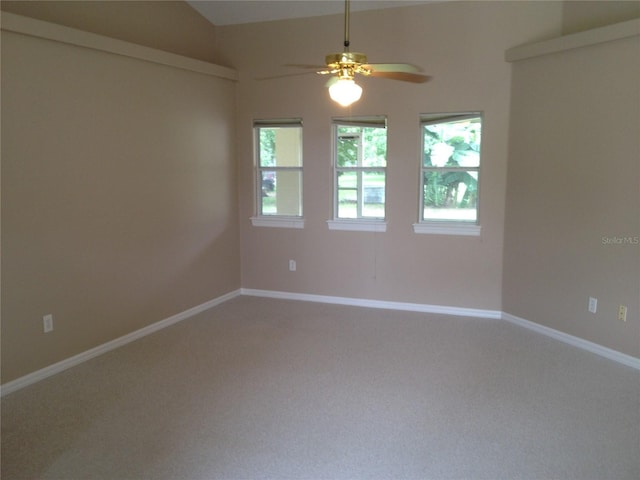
[187,0,432,26]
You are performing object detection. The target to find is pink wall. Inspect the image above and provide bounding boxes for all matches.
[218,1,562,309]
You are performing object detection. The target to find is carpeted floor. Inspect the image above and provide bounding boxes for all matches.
[2,296,639,479]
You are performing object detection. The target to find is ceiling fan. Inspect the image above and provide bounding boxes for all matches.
[266,0,431,107]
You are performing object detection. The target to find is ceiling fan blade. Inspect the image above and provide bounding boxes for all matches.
[365,63,423,73]
[368,71,431,83]
[285,64,329,70]
[255,70,324,81]
[256,63,337,80]
[325,76,339,88]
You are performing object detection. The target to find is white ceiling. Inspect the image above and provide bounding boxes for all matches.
[188,0,432,26]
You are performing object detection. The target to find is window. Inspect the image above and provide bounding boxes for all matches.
[415,113,482,235]
[252,119,303,228]
[329,116,387,231]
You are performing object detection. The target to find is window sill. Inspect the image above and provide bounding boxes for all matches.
[412,222,481,236]
[250,216,305,229]
[327,220,387,232]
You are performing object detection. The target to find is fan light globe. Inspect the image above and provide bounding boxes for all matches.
[329,78,362,107]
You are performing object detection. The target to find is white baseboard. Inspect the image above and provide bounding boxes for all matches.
[242,289,639,370]
[4,289,637,397]
[502,312,640,370]
[0,289,242,397]
[241,288,503,319]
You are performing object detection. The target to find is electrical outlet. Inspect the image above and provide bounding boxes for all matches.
[588,297,597,313]
[43,314,54,333]
[618,305,627,322]
[289,259,296,272]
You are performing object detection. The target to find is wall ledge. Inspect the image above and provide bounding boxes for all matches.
[1,12,238,80]
[505,18,640,62]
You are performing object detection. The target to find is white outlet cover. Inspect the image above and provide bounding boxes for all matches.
[43,314,54,333]
[588,297,597,313]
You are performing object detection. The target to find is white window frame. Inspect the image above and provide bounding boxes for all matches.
[413,112,482,236]
[328,116,388,232]
[251,118,304,229]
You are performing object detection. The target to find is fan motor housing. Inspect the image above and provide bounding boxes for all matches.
[326,52,367,67]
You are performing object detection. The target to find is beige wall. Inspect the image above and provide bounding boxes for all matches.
[503,28,640,357]
[1,15,239,381]
[217,1,562,310]
[562,0,640,34]
[3,0,637,385]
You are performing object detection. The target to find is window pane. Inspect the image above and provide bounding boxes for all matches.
[259,127,301,167]
[336,171,385,219]
[363,171,385,218]
[334,118,387,221]
[337,171,358,218]
[423,170,478,222]
[361,127,387,168]
[259,129,276,166]
[337,130,360,167]
[337,126,387,168]
[423,117,481,168]
[261,170,302,216]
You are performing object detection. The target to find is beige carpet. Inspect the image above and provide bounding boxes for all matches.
[2,295,639,479]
